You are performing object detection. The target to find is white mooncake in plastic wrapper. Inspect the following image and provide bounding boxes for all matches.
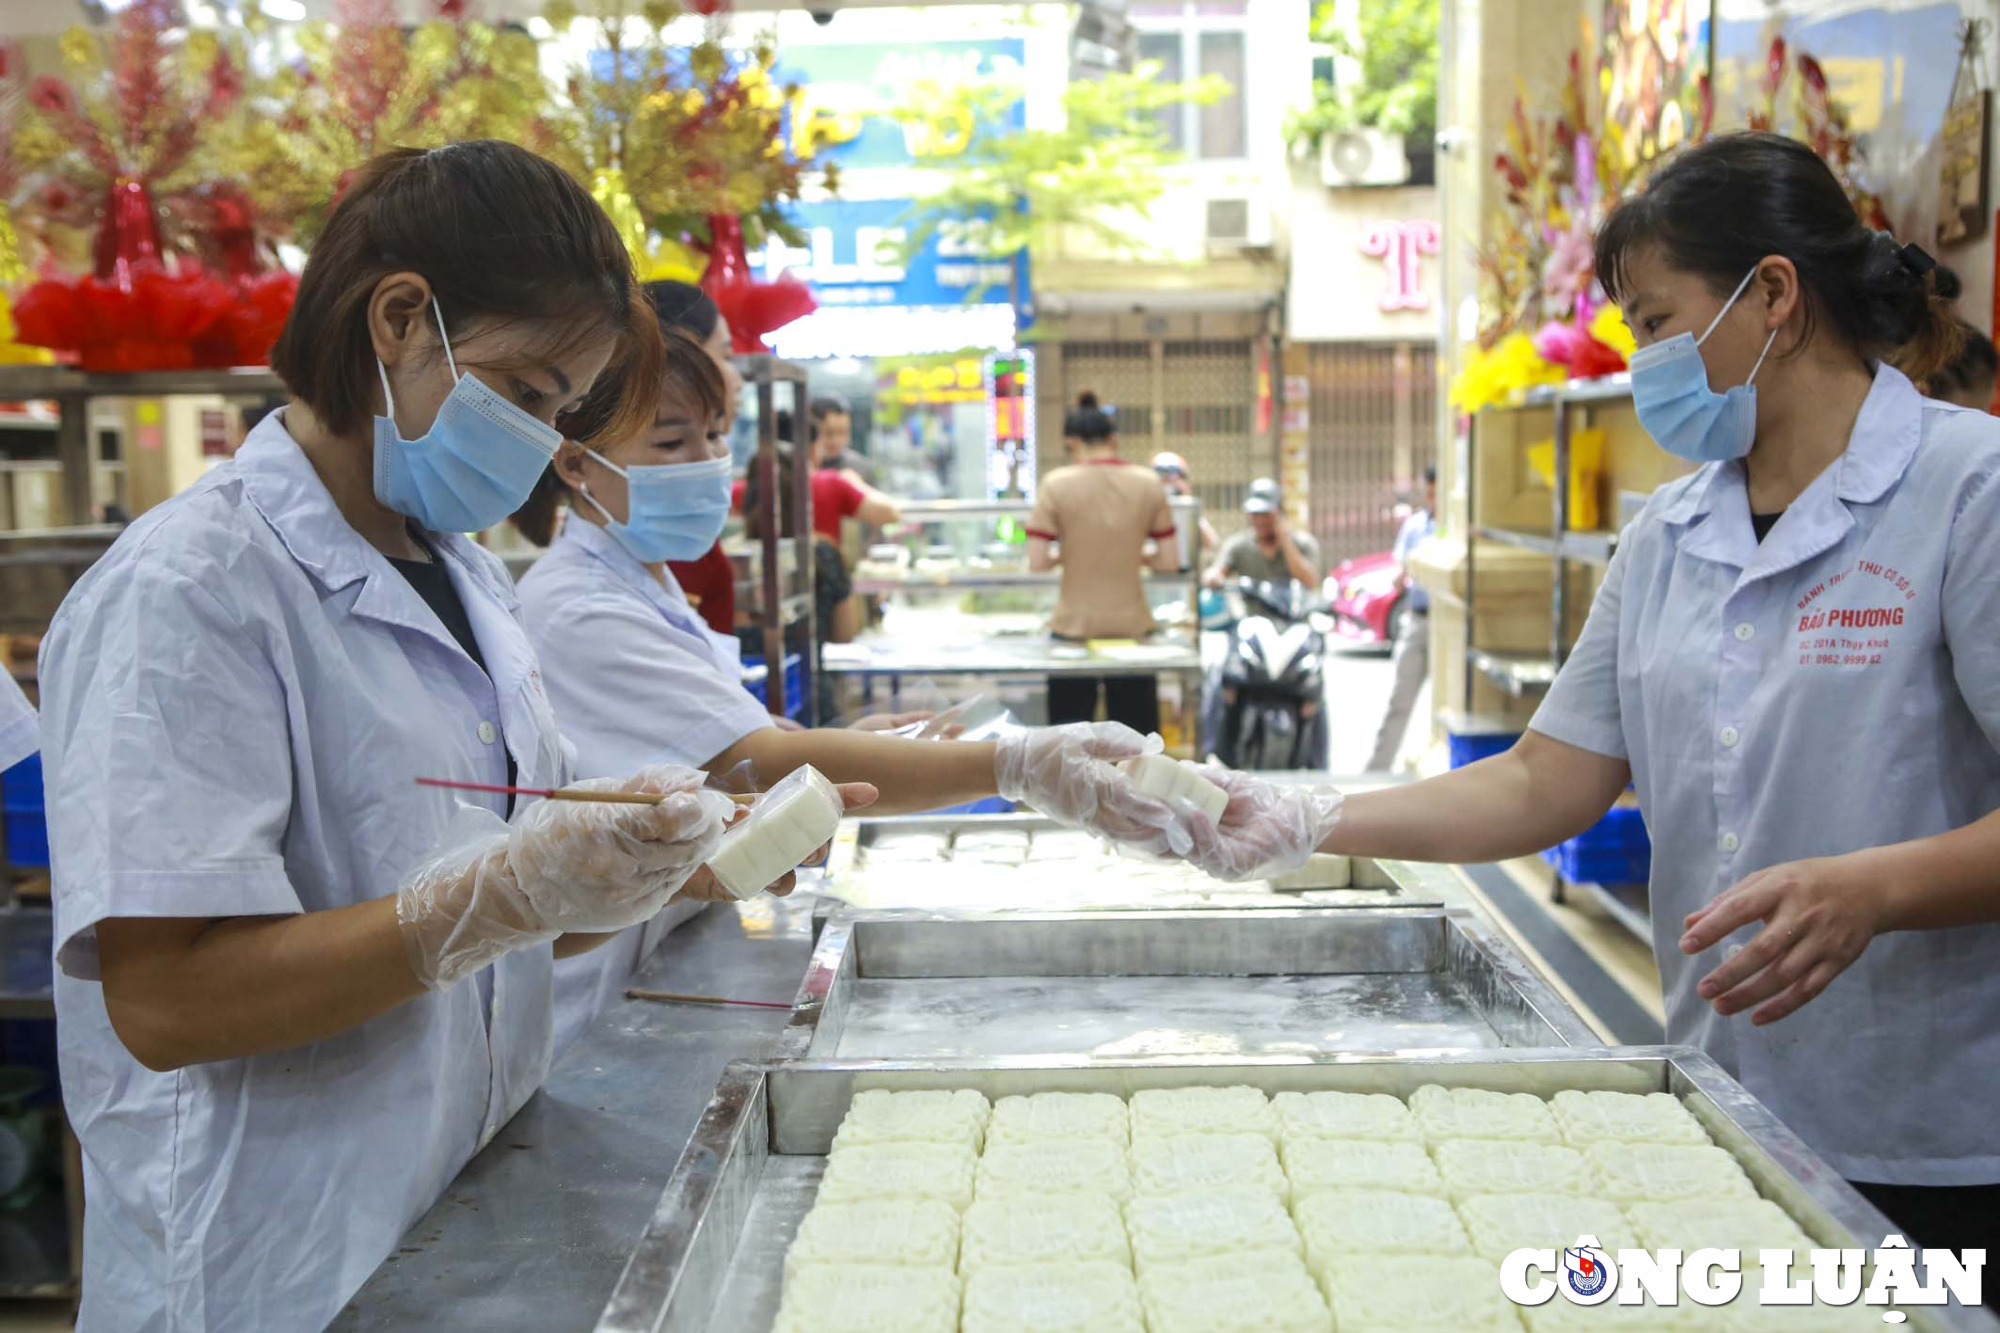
[987,1092,1130,1148]
[817,1141,979,1213]
[1125,1186,1302,1268]
[783,1199,961,1281]
[1267,854,1352,890]
[831,1088,992,1154]
[1131,1133,1288,1201]
[961,1261,1145,1333]
[975,1138,1134,1204]
[1292,1188,1470,1263]
[771,1263,961,1333]
[1525,1296,1705,1331]
[1130,1086,1276,1142]
[1455,1192,1641,1262]
[1138,1247,1333,1333]
[1581,1143,1757,1204]
[1431,1139,1592,1201]
[1271,1090,1422,1146]
[1281,1137,1444,1199]
[1550,1090,1712,1148]
[705,764,845,900]
[958,1193,1131,1274]
[1409,1084,1561,1144]
[1119,750,1230,824]
[1024,829,1106,863]
[1320,1254,1520,1331]
[1624,1198,1814,1254]
[1713,1290,1898,1332]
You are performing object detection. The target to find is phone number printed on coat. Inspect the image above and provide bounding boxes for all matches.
[1791,560,1916,670]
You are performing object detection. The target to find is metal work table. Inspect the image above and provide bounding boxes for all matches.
[332,896,820,1333]
[338,856,1527,1329]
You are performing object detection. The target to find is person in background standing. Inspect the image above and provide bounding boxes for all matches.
[1366,464,1438,772]
[1204,478,1321,589]
[648,281,744,636]
[809,394,873,482]
[1151,451,1220,571]
[1028,393,1181,733]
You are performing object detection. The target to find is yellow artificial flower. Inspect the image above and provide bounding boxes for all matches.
[1590,303,1636,360]
[1450,332,1564,414]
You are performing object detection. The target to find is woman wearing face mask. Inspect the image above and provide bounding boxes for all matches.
[514,299,1211,1044]
[1165,133,2000,1272]
[34,142,752,1333]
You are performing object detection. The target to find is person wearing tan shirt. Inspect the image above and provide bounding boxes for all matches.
[1025,393,1180,731]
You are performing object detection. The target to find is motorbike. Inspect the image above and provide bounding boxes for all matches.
[1199,577,1330,771]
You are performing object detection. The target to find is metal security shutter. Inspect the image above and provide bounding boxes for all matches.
[1305,341,1436,563]
[1055,341,1155,464]
[1054,336,1260,541]
[1161,338,1256,540]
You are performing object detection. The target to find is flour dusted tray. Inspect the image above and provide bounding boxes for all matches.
[776,907,1600,1062]
[817,812,1459,919]
[593,1048,1997,1333]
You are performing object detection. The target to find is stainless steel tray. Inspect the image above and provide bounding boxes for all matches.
[597,1048,1997,1333]
[820,812,1456,917]
[776,907,1599,1061]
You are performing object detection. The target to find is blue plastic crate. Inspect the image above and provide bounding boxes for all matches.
[2,813,47,868]
[1542,805,1650,885]
[741,653,805,721]
[0,754,39,809]
[1446,729,1519,769]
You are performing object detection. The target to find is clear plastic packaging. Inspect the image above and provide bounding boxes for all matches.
[1120,743,1229,823]
[704,764,844,901]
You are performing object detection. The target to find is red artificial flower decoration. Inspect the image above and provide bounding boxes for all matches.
[1533,318,1628,382]
[699,214,815,354]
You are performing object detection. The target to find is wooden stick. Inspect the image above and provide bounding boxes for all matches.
[625,988,791,1010]
[416,777,759,807]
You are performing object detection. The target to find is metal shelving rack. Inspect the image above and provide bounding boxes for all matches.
[1461,373,1631,702]
[1462,373,1648,938]
[738,355,817,725]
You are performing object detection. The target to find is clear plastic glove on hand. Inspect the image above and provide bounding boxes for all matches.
[1182,764,1344,883]
[993,722,1192,858]
[396,765,734,989]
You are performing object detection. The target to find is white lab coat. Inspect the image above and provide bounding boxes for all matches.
[1534,365,2000,1185]
[0,671,34,775]
[518,517,774,1054]
[40,412,571,1332]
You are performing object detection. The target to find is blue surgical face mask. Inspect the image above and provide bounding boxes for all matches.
[1628,267,1781,464]
[578,448,734,563]
[372,300,563,533]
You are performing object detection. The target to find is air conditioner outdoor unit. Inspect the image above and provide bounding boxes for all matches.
[1320,129,1412,188]
[1205,196,1271,251]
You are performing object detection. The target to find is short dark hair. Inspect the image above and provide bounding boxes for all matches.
[1595,132,1960,381]
[1422,464,1437,485]
[644,280,721,343]
[808,395,851,444]
[1064,391,1115,444]
[272,140,662,445]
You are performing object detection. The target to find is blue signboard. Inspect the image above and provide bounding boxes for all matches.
[770,39,1027,169]
[756,38,1029,327]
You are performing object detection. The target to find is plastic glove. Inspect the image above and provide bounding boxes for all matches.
[1182,764,1344,883]
[993,722,1191,858]
[396,765,734,989]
